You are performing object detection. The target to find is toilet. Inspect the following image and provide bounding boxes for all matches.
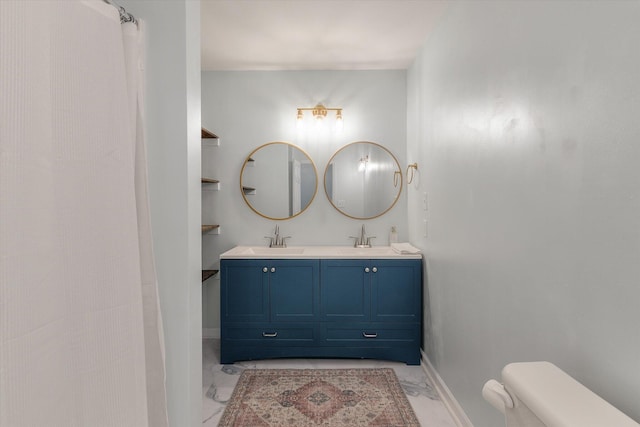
[482,361,639,427]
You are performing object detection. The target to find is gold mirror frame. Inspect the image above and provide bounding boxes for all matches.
[324,141,403,220]
[240,142,318,220]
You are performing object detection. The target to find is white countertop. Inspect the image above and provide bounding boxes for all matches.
[220,245,422,259]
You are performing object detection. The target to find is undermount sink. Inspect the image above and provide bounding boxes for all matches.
[337,247,396,256]
[245,247,305,255]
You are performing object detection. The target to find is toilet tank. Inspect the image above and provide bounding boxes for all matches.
[483,361,640,427]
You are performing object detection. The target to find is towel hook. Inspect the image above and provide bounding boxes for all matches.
[406,163,418,184]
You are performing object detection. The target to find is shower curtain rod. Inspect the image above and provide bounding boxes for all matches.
[102,0,137,25]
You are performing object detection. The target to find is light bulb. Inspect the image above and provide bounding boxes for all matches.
[335,110,344,132]
[296,110,304,130]
[358,155,368,172]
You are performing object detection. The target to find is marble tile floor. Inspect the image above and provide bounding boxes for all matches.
[202,339,458,426]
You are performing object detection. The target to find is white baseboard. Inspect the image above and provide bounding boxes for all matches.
[421,350,474,427]
[202,328,220,339]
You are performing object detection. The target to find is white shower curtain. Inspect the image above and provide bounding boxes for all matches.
[0,1,168,426]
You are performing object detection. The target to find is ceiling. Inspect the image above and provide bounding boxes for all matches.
[201,0,449,71]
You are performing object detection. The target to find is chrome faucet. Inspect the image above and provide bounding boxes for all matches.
[266,224,291,248]
[350,224,375,248]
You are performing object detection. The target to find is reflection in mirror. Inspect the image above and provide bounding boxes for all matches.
[240,142,318,220]
[324,141,402,219]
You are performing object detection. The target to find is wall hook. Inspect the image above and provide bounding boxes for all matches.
[406,163,418,184]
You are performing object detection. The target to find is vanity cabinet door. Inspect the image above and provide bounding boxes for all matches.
[270,260,320,322]
[221,259,269,322]
[320,259,421,323]
[320,259,371,321]
[370,259,421,322]
[221,259,319,323]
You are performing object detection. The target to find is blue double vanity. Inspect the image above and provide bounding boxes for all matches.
[220,246,422,365]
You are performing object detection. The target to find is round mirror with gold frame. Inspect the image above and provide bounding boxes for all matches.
[240,142,318,220]
[324,141,402,219]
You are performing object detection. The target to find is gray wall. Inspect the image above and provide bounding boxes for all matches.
[201,71,408,333]
[407,1,640,426]
[118,1,202,426]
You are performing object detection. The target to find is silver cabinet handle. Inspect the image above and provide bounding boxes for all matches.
[263,267,268,273]
[372,267,377,273]
[271,267,276,273]
[262,332,278,337]
[364,267,370,273]
[362,332,377,338]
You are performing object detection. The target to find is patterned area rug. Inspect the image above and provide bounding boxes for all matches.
[218,368,420,427]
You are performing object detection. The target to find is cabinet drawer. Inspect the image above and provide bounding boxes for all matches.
[321,323,419,347]
[224,323,318,346]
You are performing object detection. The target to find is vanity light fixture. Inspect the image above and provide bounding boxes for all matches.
[296,103,343,131]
